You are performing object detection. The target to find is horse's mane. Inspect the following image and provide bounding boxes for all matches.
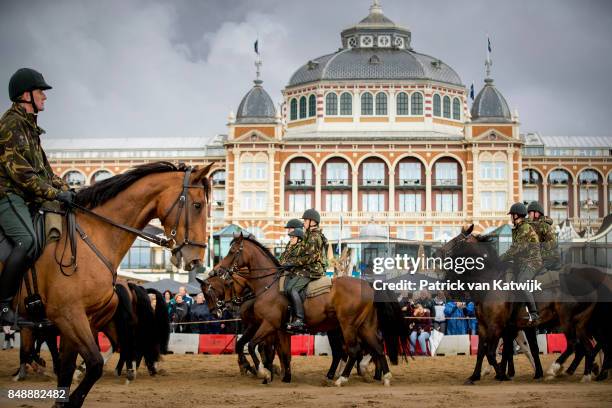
[233,234,281,267]
[75,161,208,209]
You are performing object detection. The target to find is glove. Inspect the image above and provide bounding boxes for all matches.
[56,190,76,205]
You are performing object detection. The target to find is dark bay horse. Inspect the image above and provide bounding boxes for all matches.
[214,233,408,386]
[9,161,211,407]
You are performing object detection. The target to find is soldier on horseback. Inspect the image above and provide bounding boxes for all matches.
[527,201,561,271]
[500,202,542,323]
[283,209,328,333]
[0,68,75,326]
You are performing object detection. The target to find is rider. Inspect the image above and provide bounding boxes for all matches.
[527,201,561,271]
[282,218,303,253]
[0,68,75,325]
[283,209,327,332]
[500,202,543,323]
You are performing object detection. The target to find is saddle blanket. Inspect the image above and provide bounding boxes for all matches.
[279,275,333,298]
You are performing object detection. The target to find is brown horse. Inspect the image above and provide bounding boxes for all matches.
[213,233,408,386]
[9,161,211,407]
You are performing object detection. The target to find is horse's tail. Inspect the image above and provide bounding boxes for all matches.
[113,284,137,359]
[128,283,160,364]
[146,288,171,355]
[374,289,410,365]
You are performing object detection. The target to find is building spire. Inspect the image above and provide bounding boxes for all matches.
[254,37,263,85]
[370,0,383,15]
[485,33,493,79]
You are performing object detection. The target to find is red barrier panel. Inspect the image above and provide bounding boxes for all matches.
[291,335,314,356]
[198,335,236,354]
[470,335,479,355]
[98,333,111,353]
[414,339,430,356]
[547,334,567,354]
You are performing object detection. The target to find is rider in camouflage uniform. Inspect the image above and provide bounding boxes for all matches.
[527,201,561,270]
[500,202,543,323]
[282,209,327,332]
[0,68,74,326]
[281,218,303,255]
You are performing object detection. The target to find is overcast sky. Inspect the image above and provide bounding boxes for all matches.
[1,0,611,140]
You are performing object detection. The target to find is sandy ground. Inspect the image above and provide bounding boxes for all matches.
[0,349,611,408]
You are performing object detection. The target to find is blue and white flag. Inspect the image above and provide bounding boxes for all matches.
[469,82,475,101]
[254,39,259,55]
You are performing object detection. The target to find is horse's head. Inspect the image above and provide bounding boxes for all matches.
[212,232,253,275]
[435,224,476,259]
[196,275,227,318]
[157,163,212,271]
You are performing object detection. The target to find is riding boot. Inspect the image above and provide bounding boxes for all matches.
[522,290,539,323]
[286,289,307,332]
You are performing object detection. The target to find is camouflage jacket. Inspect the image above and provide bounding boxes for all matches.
[529,216,560,268]
[279,241,301,265]
[501,219,542,273]
[291,227,326,278]
[0,103,66,203]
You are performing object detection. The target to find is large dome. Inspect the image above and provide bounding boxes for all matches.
[235,79,277,124]
[288,1,462,87]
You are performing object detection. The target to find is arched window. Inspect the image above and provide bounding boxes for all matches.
[375,92,387,115]
[411,92,423,115]
[443,96,451,118]
[290,98,297,120]
[299,96,307,119]
[361,92,373,115]
[340,92,352,115]
[325,93,338,115]
[433,94,441,117]
[63,170,86,188]
[396,92,409,115]
[91,170,112,184]
[308,94,316,117]
[452,97,461,120]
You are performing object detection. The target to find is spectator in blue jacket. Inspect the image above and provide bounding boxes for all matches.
[444,300,468,335]
[465,299,478,335]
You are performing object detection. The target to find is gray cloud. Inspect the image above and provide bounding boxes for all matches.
[1,0,611,139]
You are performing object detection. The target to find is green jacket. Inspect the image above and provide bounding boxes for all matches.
[0,103,66,204]
[529,216,560,268]
[279,241,301,265]
[501,219,542,273]
[292,227,327,279]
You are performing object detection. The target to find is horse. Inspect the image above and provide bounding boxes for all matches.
[436,225,544,384]
[213,233,408,386]
[198,274,277,383]
[7,161,211,407]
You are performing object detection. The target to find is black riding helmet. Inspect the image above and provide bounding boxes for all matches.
[284,218,304,229]
[508,202,528,217]
[527,201,544,215]
[8,68,52,114]
[288,228,304,239]
[302,208,321,224]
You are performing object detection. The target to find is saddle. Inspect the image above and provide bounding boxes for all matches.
[279,274,333,299]
[0,201,63,264]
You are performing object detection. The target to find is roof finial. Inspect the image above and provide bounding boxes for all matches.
[485,33,493,79]
[370,0,383,15]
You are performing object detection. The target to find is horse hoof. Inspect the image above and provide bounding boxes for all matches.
[127,369,136,382]
[546,362,561,377]
[383,372,392,387]
[593,364,600,376]
[273,364,282,376]
[282,376,291,383]
[595,371,608,382]
[335,376,348,387]
[464,379,475,385]
[114,368,121,377]
[580,374,591,383]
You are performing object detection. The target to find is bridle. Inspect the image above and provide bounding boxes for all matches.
[64,166,208,279]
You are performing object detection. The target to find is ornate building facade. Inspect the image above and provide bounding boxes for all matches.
[45,2,611,260]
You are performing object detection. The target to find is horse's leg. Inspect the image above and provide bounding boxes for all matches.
[56,337,79,406]
[14,327,35,381]
[326,329,344,380]
[45,329,61,378]
[466,335,486,384]
[55,315,106,407]
[516,330,535,371]
[488,336,509,381]
[499,333,514,378]
[595,339,610,381]
[359,322,391,386]
[334,324,363,387]
[277,331,292,383]
[547,340,574,378]
[236,323,257,376]
[565,342,584,376]
[115,355,125,377]
[524,327,543,379]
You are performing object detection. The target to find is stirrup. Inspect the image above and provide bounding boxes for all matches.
[286,319,307,333]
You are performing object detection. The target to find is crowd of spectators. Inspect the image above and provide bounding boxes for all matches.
[399,289,478,356]
[163,286,241,334]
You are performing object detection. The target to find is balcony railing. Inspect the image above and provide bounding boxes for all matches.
[550,179,569,186]
[522,178,540,185]
[286,178,313,187]
[433,178,461,188]
[551,200,569,207]
[360,178,387,187]
[479,210,508,218]
[397,178,424,187]
[322,178,351,188]
[212,179,226,186]
[283,210,463,221]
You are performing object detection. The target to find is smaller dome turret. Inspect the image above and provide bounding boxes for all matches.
[470,78,511,123]
[235,79,277,124]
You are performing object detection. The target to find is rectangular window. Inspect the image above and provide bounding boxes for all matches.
[212,189,225,203]
[326,162,349,185]
[494,191,506,211]
[241,191,267,211]
[480,162,506,180]
[550,208,568,222]
[289,193,312,212]
[289,162,313,185]
[396,226,424,241]
[435,192,459,212]
[241,162,267,180]
[340,93,352,115]
[399,162,421,184]
[580,187,599,203]
[399,193,422,212]
[435,162,458,185]
[433,226,461,242]
[325,192,348,212]
[522,187,539,203]
[363,162,385,184]
[480,191,492,210]
[362,193,385,212]
[550,188,569,204]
